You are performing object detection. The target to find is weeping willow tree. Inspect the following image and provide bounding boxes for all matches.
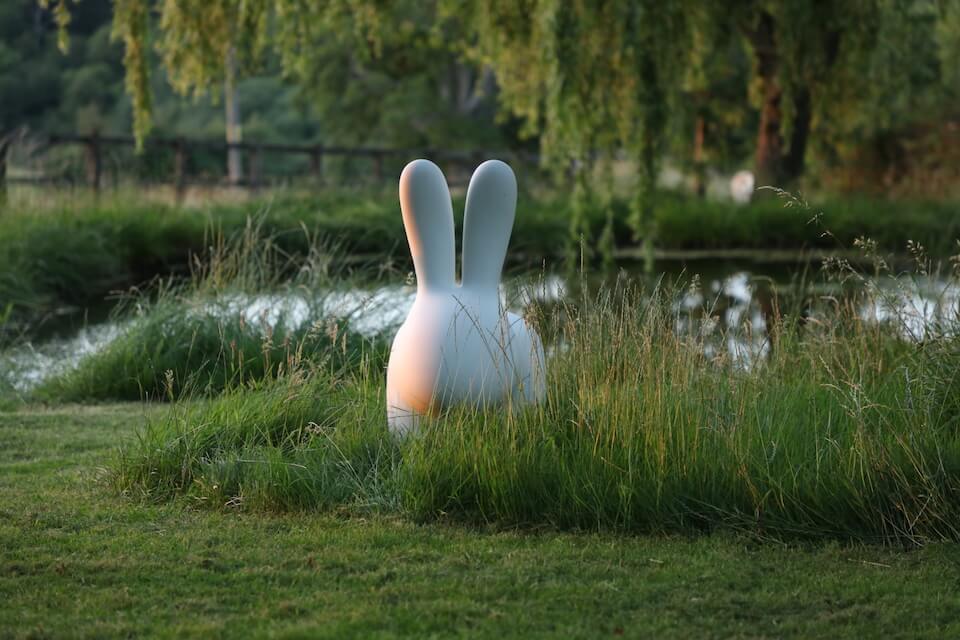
[444,1,694,271]
[99,0,387,149]
[79,0,690,270]
[44,0,958,264]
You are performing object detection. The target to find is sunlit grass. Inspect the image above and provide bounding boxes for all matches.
[111,272,960,544]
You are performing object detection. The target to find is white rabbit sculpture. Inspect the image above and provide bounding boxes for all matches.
[386,158,546,435]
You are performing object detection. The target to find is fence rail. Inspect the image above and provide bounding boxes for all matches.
[0,130,541,202]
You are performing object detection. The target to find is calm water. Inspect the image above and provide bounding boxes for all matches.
[3,260,957,391]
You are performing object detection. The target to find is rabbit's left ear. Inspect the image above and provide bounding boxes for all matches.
[461,159,517,289]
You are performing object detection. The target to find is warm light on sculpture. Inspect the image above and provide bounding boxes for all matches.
[386,159,546,434]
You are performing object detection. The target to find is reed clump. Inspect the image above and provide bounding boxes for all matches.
[113,268,960,544]
[34,221,392,401]
[402,281,960,543]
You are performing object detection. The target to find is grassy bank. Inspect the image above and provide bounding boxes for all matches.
[0,191,412,340]
[15,224,392,403]
[2,189,958,338]
[108,274,960,543]
[3,404,959,638]
[31,296,388,403]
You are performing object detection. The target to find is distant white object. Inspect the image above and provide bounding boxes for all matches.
[730,170,756,204]
[385,159,546,435]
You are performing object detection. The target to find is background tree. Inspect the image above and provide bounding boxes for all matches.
[1,0,122,134]
[268,1,508,149]
[109,0,513,154]
[20,0,960,228]
[710,1,876,187]
[447,0,694,270]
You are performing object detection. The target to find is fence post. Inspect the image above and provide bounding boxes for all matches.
[84,130,102,194]
[373,152,384,183]
[310,144,324,183]
[248,145,262,191]
[173,138,187,203]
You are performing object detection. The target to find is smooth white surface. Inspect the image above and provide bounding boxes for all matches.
[386,159,546,434]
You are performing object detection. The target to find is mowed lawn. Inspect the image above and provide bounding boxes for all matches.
[1,405,959,639]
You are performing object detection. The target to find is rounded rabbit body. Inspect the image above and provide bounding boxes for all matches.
[386,159,545,435]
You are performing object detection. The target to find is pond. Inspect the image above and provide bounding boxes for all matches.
[2,258,957,392]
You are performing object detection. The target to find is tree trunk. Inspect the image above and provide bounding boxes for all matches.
[750,11,784,187]
[224,47,243,185]
[782,86,812,183]
[746,10,827,188]
[692,114,707,197]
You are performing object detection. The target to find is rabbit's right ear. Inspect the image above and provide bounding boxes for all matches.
[399,159,456,290]
[461,159,517,289]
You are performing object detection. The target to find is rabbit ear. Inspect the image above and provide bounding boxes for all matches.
[461,159,517,289]
[399,159,456,290]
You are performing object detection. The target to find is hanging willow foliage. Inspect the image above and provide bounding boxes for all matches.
[112,0,152,146]
[43,0,954,266]
[447,1,693,268]
[51,0,694,268]
[106,0,386,148]
[37,0,75,53]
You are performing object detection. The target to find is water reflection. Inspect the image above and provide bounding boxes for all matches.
[2,265,957,391]
[858,277,960,340]
[1,322,122,392]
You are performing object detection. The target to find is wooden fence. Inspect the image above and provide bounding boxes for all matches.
[0,130,540,202]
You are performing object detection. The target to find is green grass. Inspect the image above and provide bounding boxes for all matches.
[3,404,960,638]
[2,189,958,340]
[28,223,392,402]
[31,298,387,403]
[107,276,960,544]
[3,217,960,636]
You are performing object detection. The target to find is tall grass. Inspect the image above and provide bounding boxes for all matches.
[402,282,960,542]
[33,222,392,401]
[113,263,960,544]
[113,367,399,512]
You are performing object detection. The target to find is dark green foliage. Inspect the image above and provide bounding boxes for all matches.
[0,194,400,338]
[0,0,120,133]
[651,194,960,254]
[0,204,203,322]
